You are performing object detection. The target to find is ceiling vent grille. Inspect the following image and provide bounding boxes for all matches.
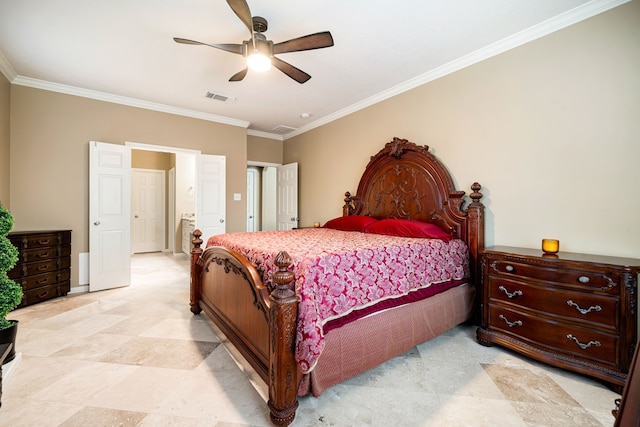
[272,125,297,134]
[205,91,236,103]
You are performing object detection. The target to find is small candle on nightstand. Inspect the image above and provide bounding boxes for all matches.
[542,239,559,254]
[313,222,320,228]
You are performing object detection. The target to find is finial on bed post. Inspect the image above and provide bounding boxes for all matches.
[190,229,204,315]
[268,251,299,426]
[343,191,353,216]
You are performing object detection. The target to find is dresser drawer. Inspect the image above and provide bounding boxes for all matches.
[488,259,619,293]
[8,256,71,279]
[9,231,71,250]
[17,269,71,291]
[23,281,70,306]
[17,245,71,263]
[488,277,618,329]
[487,305,619,367]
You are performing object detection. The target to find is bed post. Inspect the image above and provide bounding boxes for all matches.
[268,251,299,426]
[190,229,203,315]
[466,182,485,288]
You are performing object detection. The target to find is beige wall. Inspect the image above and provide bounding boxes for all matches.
[247,135,283,164]
[9,86,247,288]
[0,73,9,207]
[285,1,640,259]
[131,149,172,170]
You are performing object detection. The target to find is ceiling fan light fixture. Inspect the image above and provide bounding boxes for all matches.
[247,52,271,71]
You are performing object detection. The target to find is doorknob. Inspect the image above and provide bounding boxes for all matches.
[219,219,225,223]
[94,221,100,226]
[134,215,138,218]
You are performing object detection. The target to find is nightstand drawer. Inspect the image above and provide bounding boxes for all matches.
[488,259,619,293]
[488,277,618,329]
[488,305,618,366]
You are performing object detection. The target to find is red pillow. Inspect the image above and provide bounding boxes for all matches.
[365,218,452,242]
[323,216,378,232]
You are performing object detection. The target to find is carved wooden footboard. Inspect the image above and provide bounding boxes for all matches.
[190,230,299,426]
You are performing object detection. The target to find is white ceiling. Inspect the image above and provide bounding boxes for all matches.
[0,0,625,139]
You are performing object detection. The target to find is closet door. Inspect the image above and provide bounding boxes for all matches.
[196,154,226,244]
[276,162,298,230]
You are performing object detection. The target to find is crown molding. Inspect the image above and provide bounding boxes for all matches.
[247,129,284,141]
[11,76,250,128]
[0,50,17,82]
[284,0,629,139]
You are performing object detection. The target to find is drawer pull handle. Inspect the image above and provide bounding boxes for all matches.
[578,276,590,284]
[499,314,522,328]
[566,334,601,350]
[37,291,50,298]
[38,252,50,258]
[505,265,514,272]
[566,300,601,315]
[498,286,523,299]
[37,266,49,271]
[38,239,50,245]
[37,278,49,284]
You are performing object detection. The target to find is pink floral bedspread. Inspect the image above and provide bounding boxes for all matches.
[207,228,469,373]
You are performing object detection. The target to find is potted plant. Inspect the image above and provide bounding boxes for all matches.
[0,203,23,364]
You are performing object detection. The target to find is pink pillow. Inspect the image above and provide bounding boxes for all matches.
[365,218,452,242]
[323,216,378,232]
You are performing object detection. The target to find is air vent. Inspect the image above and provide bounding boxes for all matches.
[271,125,297,134]
[205,91,236,103]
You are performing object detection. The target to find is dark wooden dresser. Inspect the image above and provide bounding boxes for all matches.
[7,230,71,307]
[477,246,640,390]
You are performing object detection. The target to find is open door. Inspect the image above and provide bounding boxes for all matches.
[276,162,298,230]
[89,141,131,292]
[196,154,226,244]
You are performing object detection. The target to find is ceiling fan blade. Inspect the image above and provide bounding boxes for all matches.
[229,67,248,82]
[272,57,311,84]
[173,38,243,54]
[226,0,254,36]
[273,32,334,55]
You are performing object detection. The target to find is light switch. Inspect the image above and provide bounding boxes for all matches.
[234,193,241,201]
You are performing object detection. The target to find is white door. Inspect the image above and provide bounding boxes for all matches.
[89,141,131,292]
[196,154,226,244]
[247,168,257,232]
[132,169,165,253]
[277,162,298,230]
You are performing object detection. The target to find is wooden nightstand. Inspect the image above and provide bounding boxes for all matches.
[476,246,640,391]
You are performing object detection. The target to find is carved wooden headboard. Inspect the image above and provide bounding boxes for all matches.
[343,137,485,282]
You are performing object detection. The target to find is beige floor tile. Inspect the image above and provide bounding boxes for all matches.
[58,406,147,427]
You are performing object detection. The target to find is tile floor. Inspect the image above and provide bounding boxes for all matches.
[0,252,621,426]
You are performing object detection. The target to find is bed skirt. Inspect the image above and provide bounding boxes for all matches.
[298,283,475,397]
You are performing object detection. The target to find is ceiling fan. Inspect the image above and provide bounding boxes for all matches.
[174,0,334,84]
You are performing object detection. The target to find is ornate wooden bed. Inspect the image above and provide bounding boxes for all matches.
[189,137,485,426]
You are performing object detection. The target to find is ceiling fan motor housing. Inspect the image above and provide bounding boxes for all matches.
[243,34,273,58]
